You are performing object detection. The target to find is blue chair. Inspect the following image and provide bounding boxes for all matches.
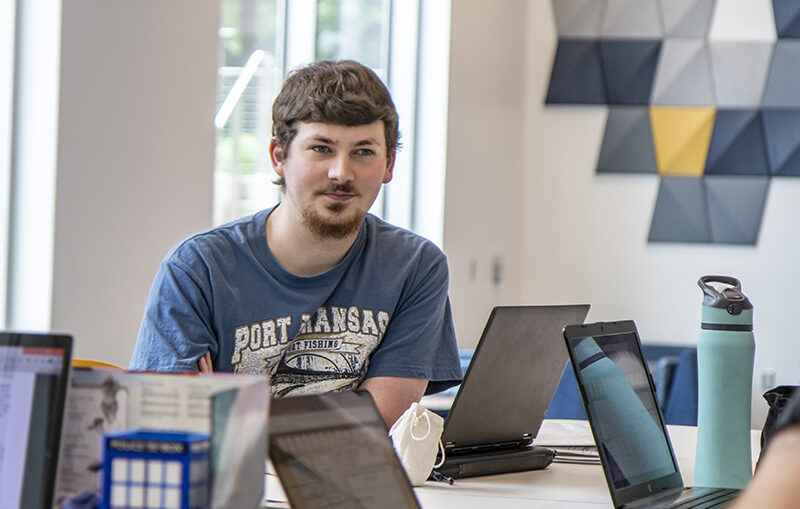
[546,344,698,425]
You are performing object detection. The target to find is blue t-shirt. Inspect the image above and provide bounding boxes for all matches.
[130,208,462,396]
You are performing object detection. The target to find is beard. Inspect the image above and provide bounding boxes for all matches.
[301,184,366,240]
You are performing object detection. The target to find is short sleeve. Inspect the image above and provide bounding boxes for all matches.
[364,251,463,395]
[129,255,218,372]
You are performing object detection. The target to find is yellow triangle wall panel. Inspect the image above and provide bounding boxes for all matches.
[649,106,716,176]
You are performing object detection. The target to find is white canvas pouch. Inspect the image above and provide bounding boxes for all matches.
[389,402,445,486]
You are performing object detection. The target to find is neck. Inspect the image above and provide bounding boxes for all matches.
[266,202,362,276]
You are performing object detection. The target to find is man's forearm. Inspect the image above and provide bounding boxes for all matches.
[359,376,428,429]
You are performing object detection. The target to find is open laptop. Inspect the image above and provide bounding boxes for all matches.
[0,332,73,509]
[437,305,590,478]
[268,391,420,509]
[563,320,741,508]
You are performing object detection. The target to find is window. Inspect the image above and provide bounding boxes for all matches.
[0,0,15,327]
[214,0,450,245]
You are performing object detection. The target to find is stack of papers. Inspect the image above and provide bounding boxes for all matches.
[535,419,600,465]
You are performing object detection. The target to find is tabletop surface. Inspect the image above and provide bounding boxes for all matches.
[264,419,762,508]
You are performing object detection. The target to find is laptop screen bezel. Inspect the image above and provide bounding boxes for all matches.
[0,331,73,509]
[563,321,684,508]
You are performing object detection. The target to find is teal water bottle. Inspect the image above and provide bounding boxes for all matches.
[694,275,754,489]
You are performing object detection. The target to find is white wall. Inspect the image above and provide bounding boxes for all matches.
[49,0,219,367]
[445,0,799,425]
[444,0,527,348]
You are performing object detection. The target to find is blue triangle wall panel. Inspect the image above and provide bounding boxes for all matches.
[705,110,770,176]
[597,107,659,173]
[762,109,800,176]
[705,176,770,244]
[762,41,800,107]
[648,177,711,243]
[601,40,662,104]
[546,39,608,104]
[772,0,800,38]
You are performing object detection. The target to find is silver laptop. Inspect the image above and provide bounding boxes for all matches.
[269,391,420,508]
[563,320,740,508]
[0,332,73,509]
[437,305,590,478]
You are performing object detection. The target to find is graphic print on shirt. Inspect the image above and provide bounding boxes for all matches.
[231,305,390,396]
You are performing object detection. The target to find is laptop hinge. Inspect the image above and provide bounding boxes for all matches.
[445,435,534,456]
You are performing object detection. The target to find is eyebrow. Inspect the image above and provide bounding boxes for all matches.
[305,135,380,146]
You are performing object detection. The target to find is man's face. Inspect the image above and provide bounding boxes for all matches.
[270,121,394,239]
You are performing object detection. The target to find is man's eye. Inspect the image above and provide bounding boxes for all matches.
[311,145,330,153]
[355,148,375,156]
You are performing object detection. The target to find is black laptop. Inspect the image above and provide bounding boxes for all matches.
[436,305,590,478]
[0,332,73,509]
[563,320,741,508]
[269,391,420,508]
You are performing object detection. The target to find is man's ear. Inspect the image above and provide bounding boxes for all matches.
[382,151,396,184]
[269,139,285,177]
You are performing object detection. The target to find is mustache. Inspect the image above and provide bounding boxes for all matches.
[317,183,358,195]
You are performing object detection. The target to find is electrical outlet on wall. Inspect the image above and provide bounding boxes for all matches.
[761,368,776,391]
[492,256,503,286]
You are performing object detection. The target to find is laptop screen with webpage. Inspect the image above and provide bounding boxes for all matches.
[0,332,72,509]
[563,321,685,506]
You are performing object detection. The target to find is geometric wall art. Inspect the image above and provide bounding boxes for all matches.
[546,0,796,245]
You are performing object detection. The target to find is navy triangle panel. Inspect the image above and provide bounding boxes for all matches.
[773,144,800,176]
[705,109,770,176]
[761,109,800,175]
[648,177,711,243]
[600,39,663,105]
[705,175,770,244]
[773,0,800,38]
[546,39,608,104]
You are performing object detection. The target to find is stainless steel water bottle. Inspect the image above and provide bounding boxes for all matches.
[694,275,754,489]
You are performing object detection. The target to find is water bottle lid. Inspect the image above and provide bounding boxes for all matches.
[698,275,752,314]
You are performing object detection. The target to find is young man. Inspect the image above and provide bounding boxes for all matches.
[130,60,462,427]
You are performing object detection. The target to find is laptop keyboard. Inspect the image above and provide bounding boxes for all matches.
[669,488,740,509]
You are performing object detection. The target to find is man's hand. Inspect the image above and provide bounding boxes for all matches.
[198,351,214,374]
[359,376,428,429]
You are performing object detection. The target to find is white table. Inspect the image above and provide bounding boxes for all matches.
[414,420,761,508]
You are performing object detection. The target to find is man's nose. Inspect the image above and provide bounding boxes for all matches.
[328,154,355,182]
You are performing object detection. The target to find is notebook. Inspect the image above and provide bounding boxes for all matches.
[563,320,741,509]
[0,332,73,509]
[268,390,420,509]
[437,304,590,478]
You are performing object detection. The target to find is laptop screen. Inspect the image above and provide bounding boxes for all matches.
[0,332,72,509]
[564,322,680,494]
[269,391,420,509]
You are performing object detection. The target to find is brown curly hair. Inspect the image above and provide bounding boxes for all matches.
[271,60,400,188]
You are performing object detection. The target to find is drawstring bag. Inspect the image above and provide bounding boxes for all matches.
[389,402,445,485]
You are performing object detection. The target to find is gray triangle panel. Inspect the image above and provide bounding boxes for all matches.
[772,0,800,38]
[651,38,715,106]
[762,40,800,107]
[546,39,608,104]
[659,0,716,37]
[648,177,711,243]
[709,41,774,107]
[597,106,659,173]
[552,0,607,38]
[601,40,663,104]
[602,0,664,38]
[761,109,800,174]
[705,110,770,176]
[705,176,770,244]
